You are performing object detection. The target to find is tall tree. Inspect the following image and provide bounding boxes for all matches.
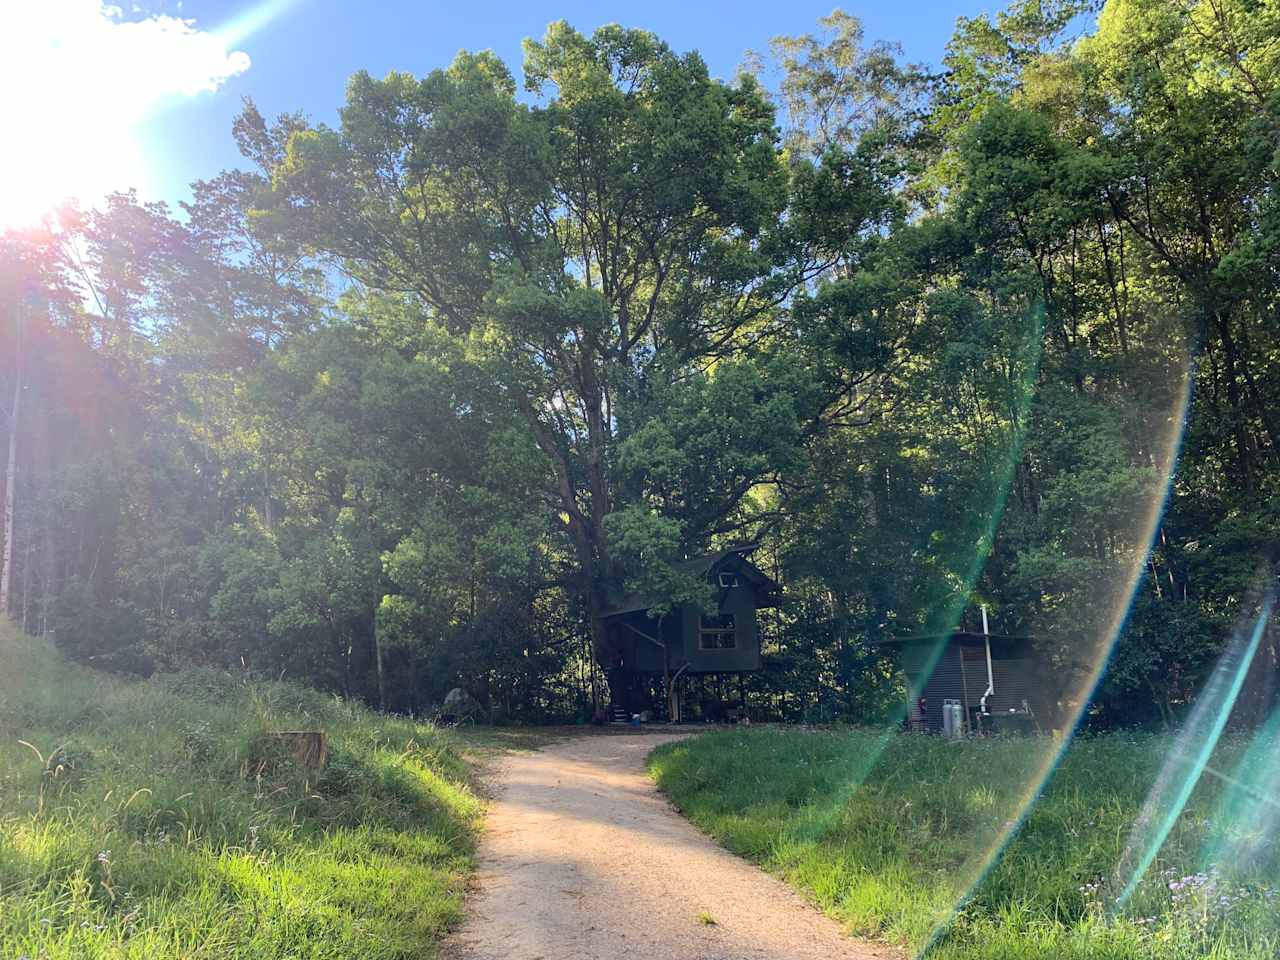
[256,25,896,692]
[0,270,21,617]
[747,9,924,158]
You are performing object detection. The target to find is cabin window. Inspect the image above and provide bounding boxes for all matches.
[718,572,739,589]
[699,613,736,649]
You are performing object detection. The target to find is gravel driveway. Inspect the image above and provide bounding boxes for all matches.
[445,731,893,960]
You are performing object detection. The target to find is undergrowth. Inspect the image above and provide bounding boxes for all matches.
[649,727,1280,959]
[0,625,483,959]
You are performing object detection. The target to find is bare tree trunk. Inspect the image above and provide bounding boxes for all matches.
[587,630,600,715]
[40,513,54,638]
[663,654,672,721]
[21,533,33,631]
[374,610,386,712]
[1,350,20,618]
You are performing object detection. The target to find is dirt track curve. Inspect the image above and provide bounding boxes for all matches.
[445,731,893,960]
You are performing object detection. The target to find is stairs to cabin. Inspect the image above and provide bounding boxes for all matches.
[611,704,630,724]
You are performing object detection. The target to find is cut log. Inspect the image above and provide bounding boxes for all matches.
[248,730,328,776]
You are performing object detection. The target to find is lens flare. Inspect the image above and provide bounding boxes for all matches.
[911,346,1193,955]
[1201,701,1280,872]
[218,0,304,48]
[0,0,298,228]
[1108,594,1274,908]
[897,302,1045,718]
[796,304,1046,853]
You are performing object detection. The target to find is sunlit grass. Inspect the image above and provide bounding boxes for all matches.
[649,727,1280,959]
[0,624,484,959]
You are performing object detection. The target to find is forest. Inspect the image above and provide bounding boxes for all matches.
[1,0,1277,729]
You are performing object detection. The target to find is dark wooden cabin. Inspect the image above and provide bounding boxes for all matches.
[876,631,1041,734]
[601,547,781,721]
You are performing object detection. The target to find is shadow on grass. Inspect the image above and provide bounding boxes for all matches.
[649,727,1280,960]
[0,634,486,960]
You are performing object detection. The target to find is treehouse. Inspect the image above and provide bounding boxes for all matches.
[876,629,1042,735]
[600,547,782,722]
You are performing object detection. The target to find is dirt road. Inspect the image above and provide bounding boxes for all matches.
[445,731,892,960]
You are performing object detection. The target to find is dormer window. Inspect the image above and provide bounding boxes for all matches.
[718,572,739,589]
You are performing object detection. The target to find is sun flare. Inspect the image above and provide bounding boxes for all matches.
[0,1,253,229]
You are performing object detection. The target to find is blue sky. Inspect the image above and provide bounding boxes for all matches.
[4,0,991,224]
[138,0,989,209]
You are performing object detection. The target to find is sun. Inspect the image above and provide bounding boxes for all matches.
[0,102,148,230]
[0,1,257,230]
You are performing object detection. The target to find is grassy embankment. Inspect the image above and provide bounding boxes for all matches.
[650,727,1279,959]
[0,624,485,959]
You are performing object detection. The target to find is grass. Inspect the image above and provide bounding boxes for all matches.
[649,726,1280,959]
[0,624,485,959]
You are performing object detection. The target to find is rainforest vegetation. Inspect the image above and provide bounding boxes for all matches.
[1,0,1277,727]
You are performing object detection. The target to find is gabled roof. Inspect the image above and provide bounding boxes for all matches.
[601,545,782,618]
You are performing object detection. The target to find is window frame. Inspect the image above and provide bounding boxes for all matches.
[698,612,737,650]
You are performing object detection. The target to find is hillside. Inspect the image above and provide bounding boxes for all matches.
[0,624,482,959]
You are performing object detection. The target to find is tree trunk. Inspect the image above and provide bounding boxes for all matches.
[21,532,33,631]
[663,651,673,722]
[1,349,20,618]
[587,630,600,715]
[374,611,386,712]
[40,513,53,637]
[1212,310,1254,485]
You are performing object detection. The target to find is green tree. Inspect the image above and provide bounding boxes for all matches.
[257,24,898,697]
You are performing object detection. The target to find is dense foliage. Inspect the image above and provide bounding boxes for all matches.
[0,0,1276,724]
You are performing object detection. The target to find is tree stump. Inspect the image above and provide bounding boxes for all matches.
[248,731,328,776]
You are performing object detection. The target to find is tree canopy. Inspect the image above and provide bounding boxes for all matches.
[1,1,1276,726]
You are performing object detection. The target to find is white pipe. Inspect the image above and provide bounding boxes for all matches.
[979,605,995,716]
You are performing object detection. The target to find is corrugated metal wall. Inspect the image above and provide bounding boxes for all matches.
[909,641,1039,733]
[983,656,1038,720]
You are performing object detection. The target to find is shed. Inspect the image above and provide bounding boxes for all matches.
[875,630,1041,734]
[601,547,781,720]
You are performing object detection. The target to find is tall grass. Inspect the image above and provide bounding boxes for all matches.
[0,625,483,959]
[649,727,1280,959]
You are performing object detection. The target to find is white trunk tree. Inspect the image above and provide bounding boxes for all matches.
[0,317,20,618]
